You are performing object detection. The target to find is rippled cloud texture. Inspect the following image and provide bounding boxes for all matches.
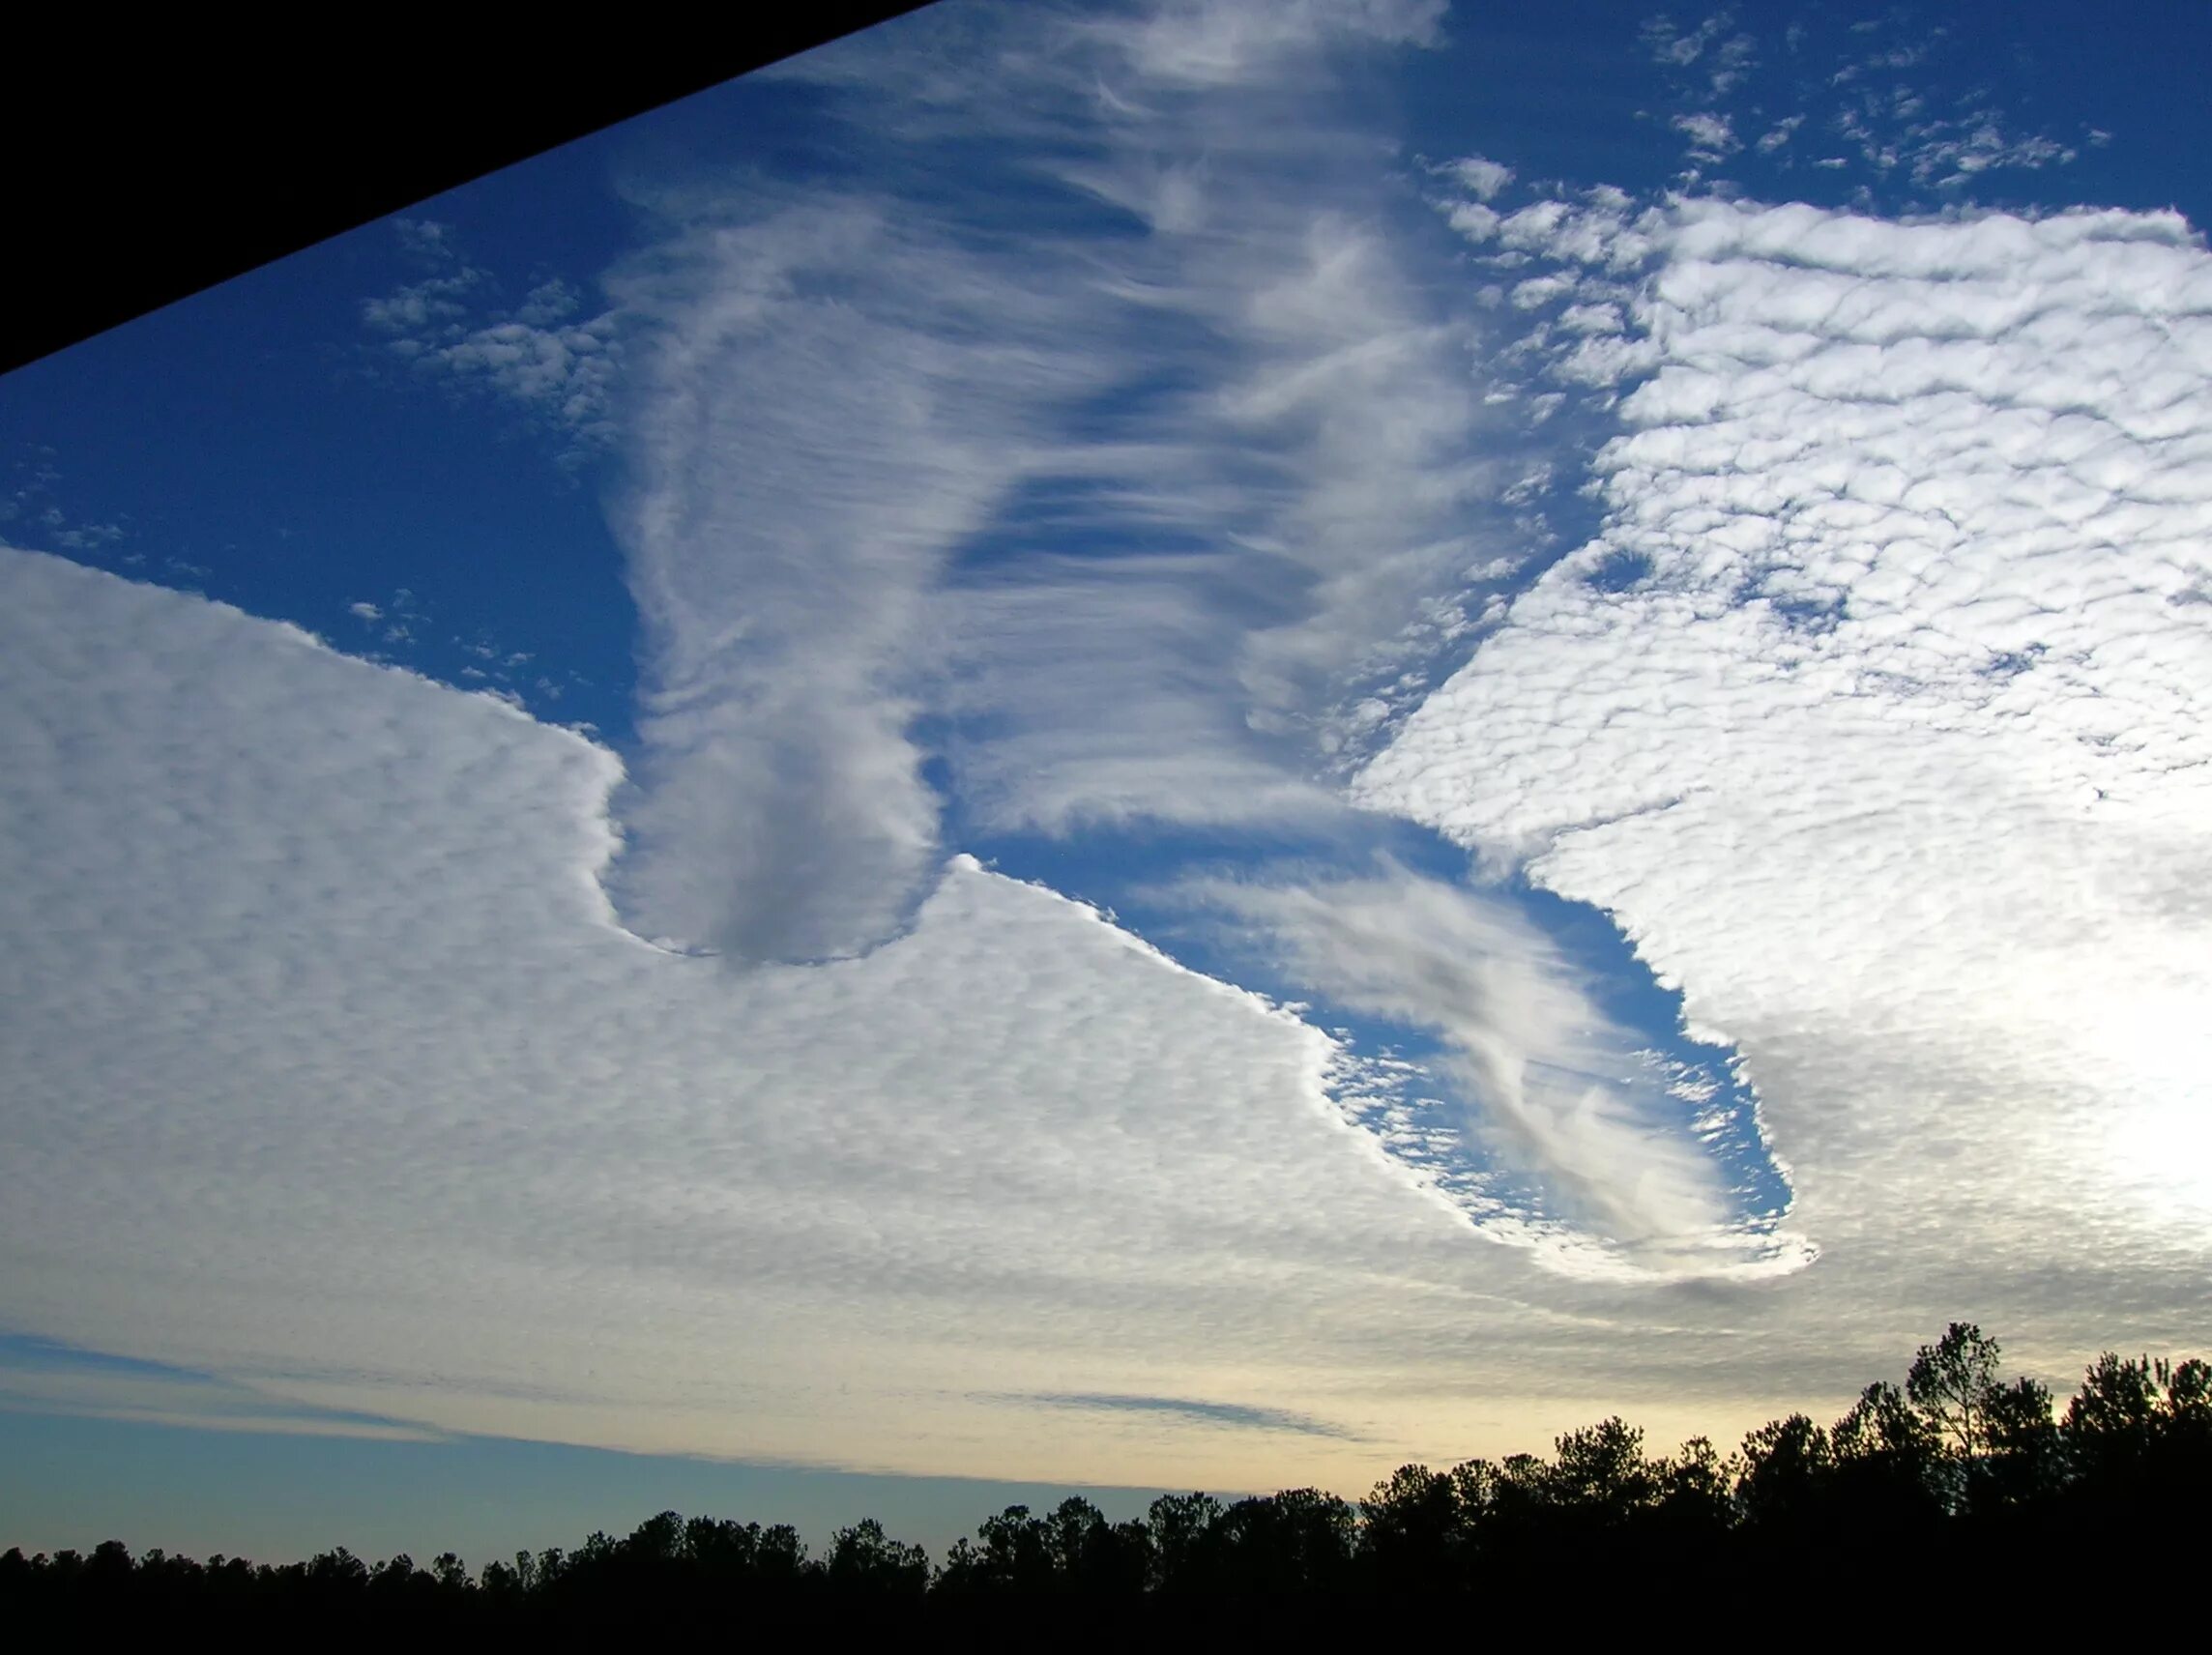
[0,543,1745,1484]
[3,0,2209,1487]
[1360,196,2212,1256]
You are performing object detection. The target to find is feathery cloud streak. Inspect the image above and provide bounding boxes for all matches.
[601,0,1510,959]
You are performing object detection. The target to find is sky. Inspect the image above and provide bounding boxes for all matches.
[3,0,2209,1566]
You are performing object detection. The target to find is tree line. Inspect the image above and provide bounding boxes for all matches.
[6,1324,2205,1625]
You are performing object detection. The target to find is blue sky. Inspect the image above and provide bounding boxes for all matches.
[5,0,2211,1568]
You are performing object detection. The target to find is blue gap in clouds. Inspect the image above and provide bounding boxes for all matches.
[0,136,646,749]
[1401,0,2212,228]
[958,800,1790,1237]
[918,311,1791,1240]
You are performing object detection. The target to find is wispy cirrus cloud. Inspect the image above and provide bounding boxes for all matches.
[600,0,1509,961]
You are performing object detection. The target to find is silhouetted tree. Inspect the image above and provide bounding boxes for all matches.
[1737,1412,1833,1532]
[1908,1323,2004,1454]
[1359,1463,1467,1591]
[1975,1374,2059,1510]
[8,1321,2206,1625]
[1549,1415,1656,1523]
[1208,1490,1356,1595]
[1823,1378,1944,1550]
[1145,1491,1223,1594]
[827,1519,929,1601]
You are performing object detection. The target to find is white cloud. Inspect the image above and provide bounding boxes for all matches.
[1357,200,2212,1343]
[1511,274,1578,309]
[1811,15,2081,189]
[594,10,1732,1297]
[364,235,619,459]
[4,454,130,561]
[1445,155,1513,201]
[1672,110,1740,162]
[1642,11,1757,99]
[1558,302,1624,335]
[361,270,479,336]
[1173,863,1809,1277]
[0,543,1581,1483]
[603,0,1524,957]
[1640,9,2086,195]
[6,543,1930,1483]
[20,3,2208,1491]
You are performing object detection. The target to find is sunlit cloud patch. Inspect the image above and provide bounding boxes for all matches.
[1360,192,2212,1260]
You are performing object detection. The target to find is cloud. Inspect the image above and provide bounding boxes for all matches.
[599,189,1060,959]
[10,542,1681,1486]
[1171,863,1808,1277]
[334,5,2206,1321]
[1105,0,1447,85]
[1642,11,1758,100]
[0,1336,442,1442]
[1025,1392,1359,1439]
[1672,111,1739,162]
[3,449,130,561]
[1444,156,1513,201]
[1755,114,1803,154]
[1357,198,2212,1341]
[1637,8,2085,194]
[601,0,1521,958]
[586,2,1766,1280]
[16,1,2210,1495]
[4,523,2197,1479]
[364,234,619,460]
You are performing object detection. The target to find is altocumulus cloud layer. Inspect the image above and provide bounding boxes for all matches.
[6,534,2197,1484]
[1362,195,2212,1277]
[0,545,1469,1483]
[0,544,1884,1482]
[5,0,2212,1484]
